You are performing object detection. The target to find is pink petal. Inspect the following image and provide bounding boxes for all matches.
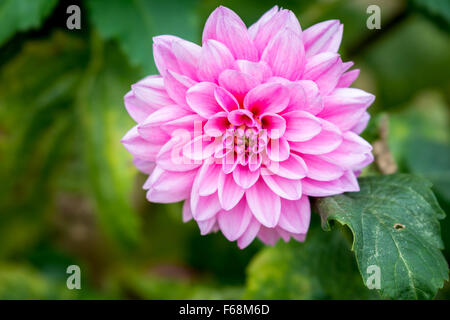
[233,165,260,189]
[248,6,279,39]
[290,119,342,154]
[156,136,201,172]
[246,179,281,227]
[197,39,237,83]
[264,153,307,179]
[248,153,262,172]
[121,126,163,161]
[191,190,221,221]
[222,152,240,174]
[301,178,342,197]
[319,88,375,131]
[186,82,222,118]
[301,171,359,197]
[217,198,252,241]
[244,82,289,115]
[218,170,245,210]
[236,60,272,83]
[261,27,305,80]
[237,217,261,249]
[138,105,190,130]
[218,70,260,104]
[182,135,217,161]
[153,35,183,76]
[124,91,156,123]
[262,173,302,200]
[278,197,310,234]
[161,114,204,134]
[191,166,223,221]
[131,76,173,109]
[303,52,343,95]
[303,20,343,58]
[171,39,202,80]
[260,113,286,139]
[292,232,307,242]
[266,136,290,162]
[202,6,258,61]
[302,154,345,181]
[214,86,239,112]
[295,80,323,114]
[133,157,155,174]
[257,226,280,246]
[197,217,217,235]
[318,131,372,168]
[204,112,230,137]
[196,160,222,196]
[276,227,291,242]
[182,199,193,222]
[350,111,370,134]
[281,80,323,115]
[251,9,302,55]
[137,124,170,145]
[339,170,360,192]
[228,109,255,127]
[145,167,197,203]
[163,70,196,109]
[337,69,360,88]
[283,110,322,142]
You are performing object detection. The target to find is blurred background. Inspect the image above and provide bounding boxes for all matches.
[0,0,448,299]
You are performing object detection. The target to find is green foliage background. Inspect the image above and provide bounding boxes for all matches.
[0,0,449,299]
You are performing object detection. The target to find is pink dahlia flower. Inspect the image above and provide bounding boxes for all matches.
[122,6,374,248]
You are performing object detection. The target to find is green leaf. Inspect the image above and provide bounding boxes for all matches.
[74,34,142,248]
[411,0,450,30]
[87,0,200,74]
[363,16,450,109]
[244,224,373,299]
[405,139,450,203]
[0,31,88,257]
[315,174,448,299]
[0,31,142,251]
[388,92,450,201]
[0,0,58,45]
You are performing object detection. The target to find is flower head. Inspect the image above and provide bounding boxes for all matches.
[122,6,374,248]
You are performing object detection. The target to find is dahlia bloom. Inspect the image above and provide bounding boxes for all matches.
[122,6,374,248]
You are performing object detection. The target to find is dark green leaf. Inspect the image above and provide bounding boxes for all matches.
[315,174,448,299]
[0,0,58,45]
[411,0,450,29]
[87,0,201,74]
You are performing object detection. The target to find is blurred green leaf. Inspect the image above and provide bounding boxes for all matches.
[363,15,450,110]
[388,91,450,202]
[316,174,448,299]
[0,31,88,257]
[87,0,201,74]
[411,0,450,30]
[405,139,450,202]
[0,264,77,299]
[116,267,243,299]
[0,0,58,45]
[0,264,49,299]
[0,30,142,253]
[75,34,142,249]
[244,224,372,299]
